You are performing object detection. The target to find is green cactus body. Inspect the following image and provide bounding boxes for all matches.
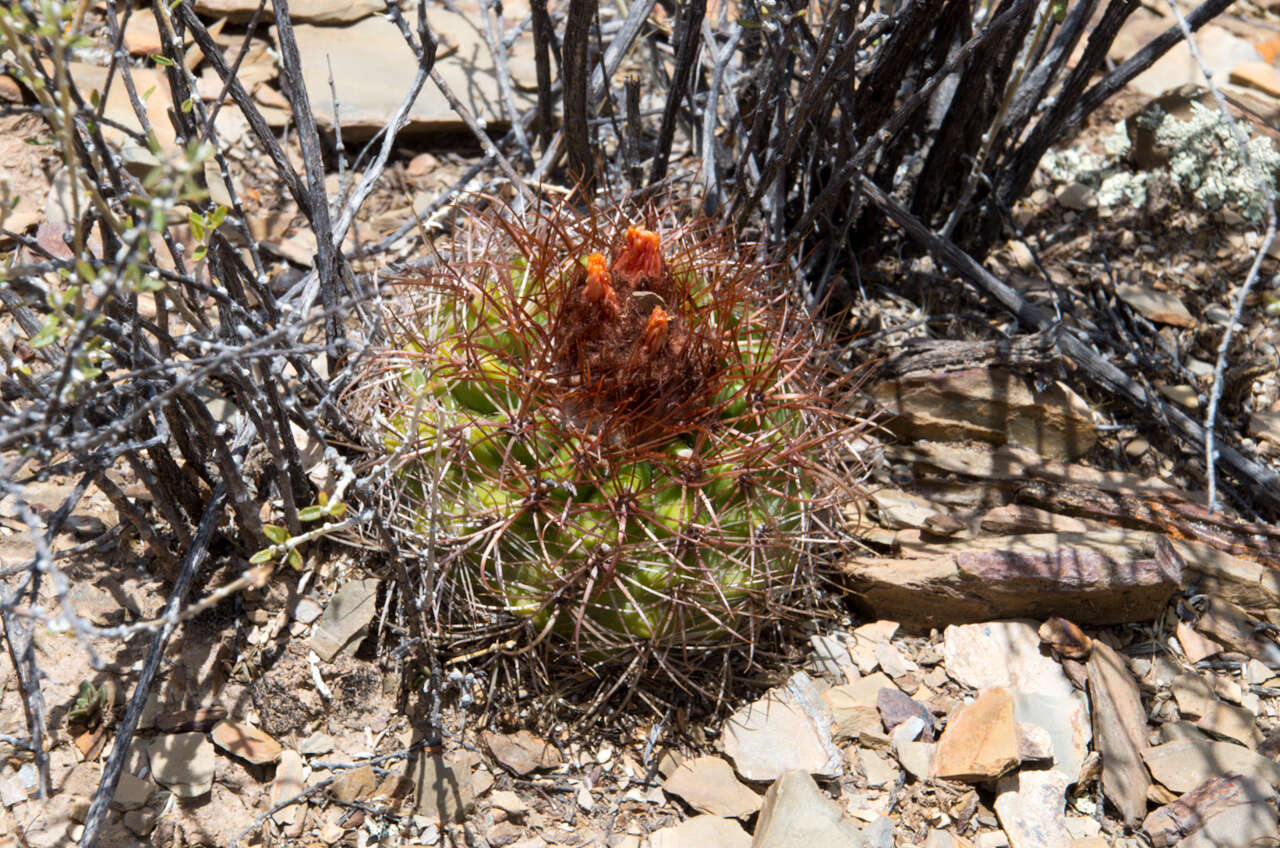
[378,219,846,664]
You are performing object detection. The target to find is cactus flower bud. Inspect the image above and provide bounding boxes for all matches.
[613,226,663,285]
[641,306,670,354]
[582,253,620,317]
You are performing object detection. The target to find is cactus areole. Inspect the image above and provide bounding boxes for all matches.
[379,215,848,669]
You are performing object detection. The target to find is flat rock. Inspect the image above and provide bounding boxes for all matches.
[1087,641,1150,826]
[870,367,1097,460]
[1190,597,1280,665]
[411,751,475,822]
[67,582,125,626]
[888,441,1177,497]
[944,621,1075,698]
[1249,411,1280,448]
[331,764,378,803]
[1115,285,1196,328]
[871,488,940,529]
[648,814,751,848]
[994,769,1073,848]
[1143,773,1273,848]
[0,115,51,237]
[1017,722,1054,762]
[293,597,324,625]
[878,688,935,741]
[1013,692,1091,780]
[809,633,854,679]
[663,756,761,818]
[210,719,283,765]
[842,535,1179,628]
[195,0,384,22]
[1229,61,1280,99]
[109,772,154,811]
[147,732,215,798]
[490,789,529,819]
[752,770,867,848]
[722,673,842,781]
[482,730,563,776]
[271,750,306,826]
[1179,796,1280,848]
[300,732,335,756]
[1161,384,1199,409]
[310,578,380,661]
[1055,181,1096,211]
[933,687,1020,782]
[287,12,535,137]
[858,749,899,788]
[67,63,175,149]
[1143,739,1280,793]
[895,740,936,782]
[1172,538,1280,617]
[1195,700,1262,747]
[1171,673,1215,718]
[1123,20,1261,97]
[874,642,913,678]
[981,504,1089,535]
[825,672,897,742]
[154,706,227,734]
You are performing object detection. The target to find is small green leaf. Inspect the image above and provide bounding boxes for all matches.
[328,502,347,518]
[181,96,193,114]
[188,211,205,241]
[249,548,276,564]
[316,490,329,507]
[75,260,96,283]
[192,245,208,262]
[208,205,227,228]
[298,506,325,522]
[287,549,303,569]
[29,315,60,349]
[150,55,174,67]
[262,524,289,544]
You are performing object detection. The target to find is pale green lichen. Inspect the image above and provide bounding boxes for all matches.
[1039,106,1280,221]
[1159,102,1280,220]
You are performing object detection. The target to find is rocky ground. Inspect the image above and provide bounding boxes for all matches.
[7,0,1280,847]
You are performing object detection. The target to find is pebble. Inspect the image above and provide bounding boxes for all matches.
[210,719,283,765]
[310,578,380,662]
[933,687,1020,782]
[648,814,751,848]
[752,770,866,847]
[721,673,842,781]
[944,621,1076,699]
[662,756,762,819]
[147,732,215,798]
[482,730,563,776]
[994,769,1072,848]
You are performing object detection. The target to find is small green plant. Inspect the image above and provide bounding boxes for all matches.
[67,679,116,737]
[358,207,859,681]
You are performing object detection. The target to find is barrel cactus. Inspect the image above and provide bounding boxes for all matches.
[362,208,857,677]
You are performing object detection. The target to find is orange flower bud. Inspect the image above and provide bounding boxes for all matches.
[582,253,620,317]
[613,227,663,285]
[641,306,671,353]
